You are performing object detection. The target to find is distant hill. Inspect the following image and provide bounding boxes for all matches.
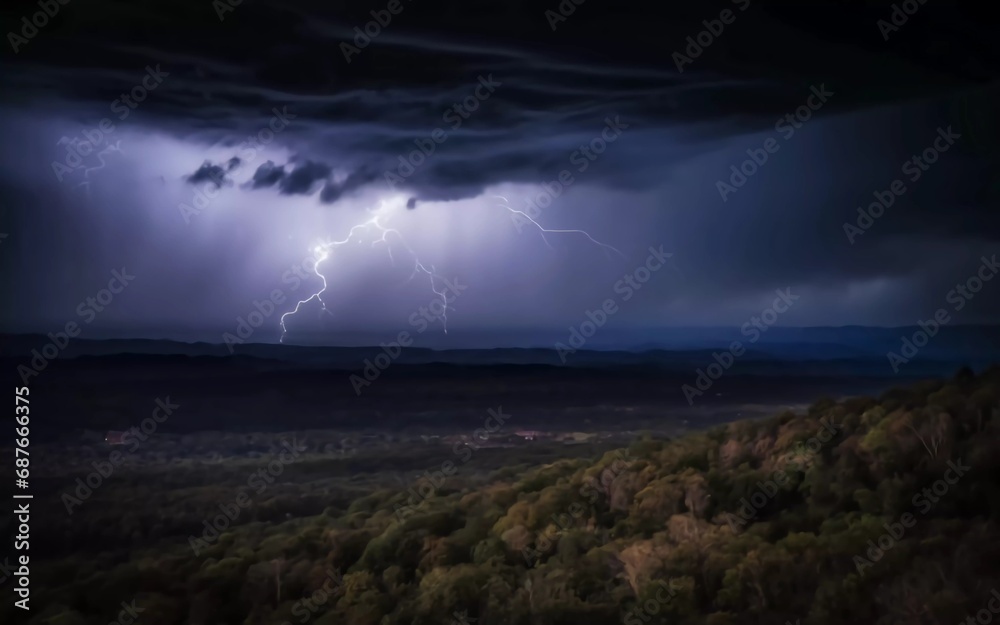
[3,325,1000,377]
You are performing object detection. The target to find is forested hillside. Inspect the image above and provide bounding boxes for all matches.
[12,368,1000,625]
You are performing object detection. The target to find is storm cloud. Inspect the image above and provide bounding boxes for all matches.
[186,157,241,188]
[248,160,286,189]
[1,0,998,343]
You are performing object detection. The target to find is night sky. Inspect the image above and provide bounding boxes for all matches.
[1,0,998,346]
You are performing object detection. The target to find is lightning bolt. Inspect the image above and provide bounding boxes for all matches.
[56,136,125,193]
[280,192,629,343]
[279,201,452,342]
[83,141,124,178]
[491,195,626,260]
[73,142,125,195]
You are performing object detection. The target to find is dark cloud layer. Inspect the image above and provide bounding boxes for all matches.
[2,0,1000,340]
[278,160,331,195]
[249,160,286,189]
[186,157,241,188]
[2,0,996,204]
[225,160,393,204]
[320,166,380,204]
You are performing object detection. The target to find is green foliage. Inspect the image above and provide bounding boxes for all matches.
[13,370,1000,625]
